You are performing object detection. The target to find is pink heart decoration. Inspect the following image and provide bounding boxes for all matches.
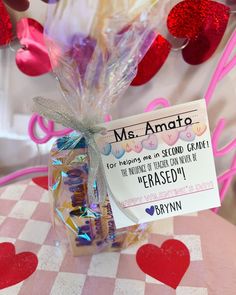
[179,126,196,142]
[161,130,179,146]
[16,18,52,76]
[131,140,143,153]
[142,134,158,150]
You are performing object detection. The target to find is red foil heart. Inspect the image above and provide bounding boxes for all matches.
[16,18,52,76]
[131,35,171,86]
[32,176,48,190]
[136,240,190,289]
[3,0,30,11]
[0,0,13,46]
[0,242,38,290]
[167,0,230,65]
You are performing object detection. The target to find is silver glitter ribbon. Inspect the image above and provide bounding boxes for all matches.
[33,96,107,204]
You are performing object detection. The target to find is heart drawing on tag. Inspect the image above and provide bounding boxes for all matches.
[145,206,155,216]
[0,242,38,290]
[131,140,143,153]
[96,139,111,156]
[192,122,207,136]
[136,240,190,289]
[161,130,179,146]
[179,126,196,142]
[142,134,158,150]
[111,144,125,159]
[122,140,133,152]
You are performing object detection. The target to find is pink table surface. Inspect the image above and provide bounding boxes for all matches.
[0,180,236,295]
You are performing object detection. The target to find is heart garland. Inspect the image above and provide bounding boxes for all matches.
[0,0,13,46]
[16,18,52,76]
[132,0,230,86]
[136,239,190,289]
[131,35,171,86]
[1,0,230,79]
[0,242,38,290]
[167,0,230,65]
[0,1,55,76]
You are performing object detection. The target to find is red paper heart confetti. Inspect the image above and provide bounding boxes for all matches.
[0,242,38,290]
[32,176,48,190]
[136,239,190,289]
[167,0,230,65]
[131,35,171,86]
[0,0,13,46]
[16,18,52,76]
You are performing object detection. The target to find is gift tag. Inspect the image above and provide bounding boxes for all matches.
[95,100,220,228]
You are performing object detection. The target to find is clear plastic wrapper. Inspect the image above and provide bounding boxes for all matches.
[36,0,165,256]
[49,134,148,255]
[44,0,164,120]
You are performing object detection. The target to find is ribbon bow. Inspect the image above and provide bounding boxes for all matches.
[33,96,107,203]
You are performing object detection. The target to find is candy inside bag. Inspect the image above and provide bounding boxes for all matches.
[33,0,167,255]
[49,134,148,255]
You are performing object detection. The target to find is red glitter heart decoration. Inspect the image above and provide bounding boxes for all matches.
[131,35,171,86]
[0,242,38,290]
[0,0,13,46]
[136,240,190,289]
[167,0,230,65]
[32,176,48,190]
[3,0,29,11]
[16,18,52,76]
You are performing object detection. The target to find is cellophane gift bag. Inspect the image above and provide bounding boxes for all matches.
[49,134,149,255]
[34,0,165,256]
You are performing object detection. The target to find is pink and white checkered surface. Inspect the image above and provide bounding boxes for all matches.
[0,180,236,295]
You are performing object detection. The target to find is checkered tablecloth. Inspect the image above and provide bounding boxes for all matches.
[0,180,236,295]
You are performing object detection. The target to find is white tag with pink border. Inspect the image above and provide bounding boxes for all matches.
[95,99,220,229]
